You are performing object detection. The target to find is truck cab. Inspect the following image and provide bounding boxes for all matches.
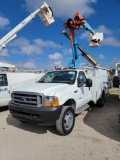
[9,67,108,135]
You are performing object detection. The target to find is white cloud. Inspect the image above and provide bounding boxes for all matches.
[96,25,113,35]
[63,48,72,55]
[98,54,105,60]
[79,62,88,69]
[16,61,38,70]
[48,52,63,60]
[49,60,63,70]
[21,45,43,55]
[80,31,89,39]
[53,61,63,68]
[41,60,63,71]
[103,37,120,47]
[9,37,43,55]
[10,45,43,55]
[23,62,37,69]
[9,37,42,55]
[105,58,120,69]
[24,0,97,18]
[34,39,62,49]
[9,37,30,47]
[9,37,62,55]
[80,25,113,40]
[0,16,10,30]
[0,49,9,57]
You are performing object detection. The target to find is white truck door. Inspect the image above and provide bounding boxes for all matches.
[76,71,91,108]
[0,74,10,107]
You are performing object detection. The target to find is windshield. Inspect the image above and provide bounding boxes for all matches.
[38,71,76,84]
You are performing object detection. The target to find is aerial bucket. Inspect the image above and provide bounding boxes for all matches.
[38,2,54,27]
[89,32,103,48]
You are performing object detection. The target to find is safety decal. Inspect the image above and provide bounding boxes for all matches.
[0,88,8,92]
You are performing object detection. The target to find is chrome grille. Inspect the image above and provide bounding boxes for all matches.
[12,91,43,107]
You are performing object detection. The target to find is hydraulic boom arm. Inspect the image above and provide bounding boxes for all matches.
[63,12,103,68]
[62,30,98,67]
[0,2,54,53]
[64,12,103,48]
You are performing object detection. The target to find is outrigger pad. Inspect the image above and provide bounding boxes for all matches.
[89,32,103,48]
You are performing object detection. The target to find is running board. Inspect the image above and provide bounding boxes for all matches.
[75,104,90,114]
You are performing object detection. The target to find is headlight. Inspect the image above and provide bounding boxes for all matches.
[44,96,59,107]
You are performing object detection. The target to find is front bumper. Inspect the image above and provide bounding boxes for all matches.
[9,102,63,125]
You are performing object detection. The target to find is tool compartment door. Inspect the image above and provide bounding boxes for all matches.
[76,71,91,108]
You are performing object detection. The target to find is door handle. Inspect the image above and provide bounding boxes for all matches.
[74,90,78,93]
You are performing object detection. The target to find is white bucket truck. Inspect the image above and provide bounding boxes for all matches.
[0,62,45,107]
[9,9,109,135]
[9,67,109,135]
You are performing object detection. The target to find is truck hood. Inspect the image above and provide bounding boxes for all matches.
[13,83,69,96]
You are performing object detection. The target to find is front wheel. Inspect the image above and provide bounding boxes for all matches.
[56,106,75,135]
[18,119,27,123]
[97,93,105,107]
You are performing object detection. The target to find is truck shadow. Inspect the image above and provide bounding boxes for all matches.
[6,114,59,135]
[0,106,8,112]
[83,93,120,142]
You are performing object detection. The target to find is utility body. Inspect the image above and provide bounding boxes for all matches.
[9,67,109,135]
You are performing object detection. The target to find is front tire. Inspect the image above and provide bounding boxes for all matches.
[56,106,75,135]
[97,93,105,107]
[18,119,27,123]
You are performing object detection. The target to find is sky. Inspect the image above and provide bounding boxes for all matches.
[0,0,120,71]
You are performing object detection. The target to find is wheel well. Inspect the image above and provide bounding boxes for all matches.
[102,90,105,95]
[63,99,76,111]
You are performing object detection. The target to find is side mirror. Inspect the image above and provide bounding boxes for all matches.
[86,78,92,87]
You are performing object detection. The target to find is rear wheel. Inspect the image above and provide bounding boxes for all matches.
[56,106,75,135]
[97,93,105,107]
